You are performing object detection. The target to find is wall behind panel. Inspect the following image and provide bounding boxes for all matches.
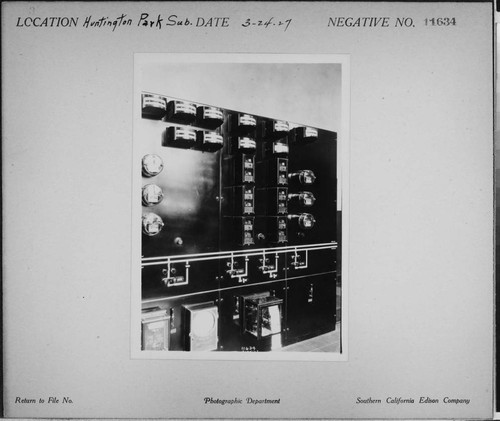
[141,63,341,131]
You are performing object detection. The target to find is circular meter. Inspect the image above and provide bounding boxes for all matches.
[192,311,217,338]
[142,184,164,206]
[142,213,164,236]
[142,154,164,177]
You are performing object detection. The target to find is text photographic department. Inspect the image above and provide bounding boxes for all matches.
[139,93,341,352]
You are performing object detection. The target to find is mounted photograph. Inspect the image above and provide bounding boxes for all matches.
[132,54,349,359]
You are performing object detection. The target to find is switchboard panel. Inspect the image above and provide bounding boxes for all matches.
[139,92,340,352]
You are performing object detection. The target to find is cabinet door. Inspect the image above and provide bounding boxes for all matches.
[285,273,336,345]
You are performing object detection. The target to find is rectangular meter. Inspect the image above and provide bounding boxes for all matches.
[166,100,197,124]
[183,302,218,351]
[164,126,197,149]
[141,307,170,351]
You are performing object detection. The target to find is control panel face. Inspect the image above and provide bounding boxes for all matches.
[138,93,338,353]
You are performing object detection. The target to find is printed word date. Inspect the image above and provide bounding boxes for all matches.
[242,18,292,32]
[424,18,456,26]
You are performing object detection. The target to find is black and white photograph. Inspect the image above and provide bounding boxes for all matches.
[133,56,349,357]
[2,1,495,419]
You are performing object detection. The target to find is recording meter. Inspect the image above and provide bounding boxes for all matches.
[142,154,164,177]
[183,302,219,351]
[141,307,170,350]
[241,293,283,339]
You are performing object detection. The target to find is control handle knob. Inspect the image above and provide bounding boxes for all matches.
[288,191,316,207]
[288,170,316,185]
[288,213,316,230]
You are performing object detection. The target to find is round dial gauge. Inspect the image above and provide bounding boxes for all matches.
[142,154,164,177]
[142,213,164,236]
[142,184,164,206]
[192,311,216,337]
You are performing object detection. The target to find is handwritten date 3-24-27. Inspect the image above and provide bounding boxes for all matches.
[242,17,293,31]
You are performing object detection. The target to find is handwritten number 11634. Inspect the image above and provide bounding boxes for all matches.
[242,17,292,31]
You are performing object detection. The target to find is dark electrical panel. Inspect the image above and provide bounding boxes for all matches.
[139,92,340,352]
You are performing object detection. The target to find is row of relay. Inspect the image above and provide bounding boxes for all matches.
[141,179,316,213]
[141,154,317,240]
[142,290,284,352]
[142,93,320,154]
[142,190,316,240]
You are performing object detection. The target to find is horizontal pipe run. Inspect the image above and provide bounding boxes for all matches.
[142,243,337,267]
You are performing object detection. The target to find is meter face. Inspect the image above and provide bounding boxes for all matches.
[142,94,166,110]
[203,132,223,144]
[304,127,318,138]
[174,127,196,141]
[273,120,289,132]
[142,184,164,206]
[142,213,164,236]
[192,311,216,337]
[238,114,256,126]
[173,100,196,115]
[202,106,223,120]
[142,154,164,177]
